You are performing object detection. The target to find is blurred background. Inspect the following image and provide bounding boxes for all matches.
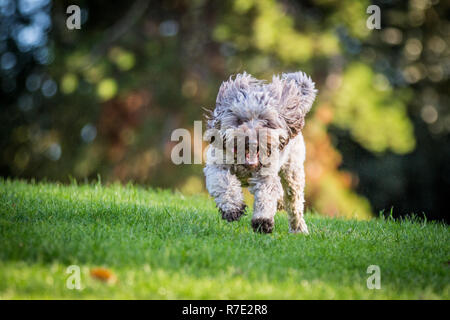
[0,0,448,222]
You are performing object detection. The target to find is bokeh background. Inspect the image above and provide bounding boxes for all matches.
[0,0,448,222]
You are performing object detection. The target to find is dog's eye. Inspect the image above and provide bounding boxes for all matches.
[266,120,277,129]
[237,119,243,125]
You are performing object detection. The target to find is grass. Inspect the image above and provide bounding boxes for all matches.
[0,179,448,299]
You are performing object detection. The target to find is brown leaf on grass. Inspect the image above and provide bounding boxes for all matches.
[90,267,117,284]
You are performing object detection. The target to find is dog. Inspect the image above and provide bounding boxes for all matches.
[203,71,317,234]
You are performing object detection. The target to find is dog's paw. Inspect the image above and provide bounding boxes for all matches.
[289,221,309,234]
[251,218,274,234]
[219,204,247,222]
[289,227,309,235]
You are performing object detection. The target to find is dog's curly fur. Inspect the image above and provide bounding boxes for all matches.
[204,71,317,234]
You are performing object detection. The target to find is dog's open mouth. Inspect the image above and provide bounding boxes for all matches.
[232,144,259,167]
[245,149,259,166]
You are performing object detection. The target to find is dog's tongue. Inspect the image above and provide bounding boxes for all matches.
[245,151,259,165]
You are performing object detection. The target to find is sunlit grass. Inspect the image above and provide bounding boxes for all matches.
[0,179,448,299]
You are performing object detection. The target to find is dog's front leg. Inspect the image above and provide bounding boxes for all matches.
[204,164,246,222]
[249,175,283,233]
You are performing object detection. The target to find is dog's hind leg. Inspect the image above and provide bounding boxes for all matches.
[276,195,284,211]
[204,164,246,222]
[280,160,309,234]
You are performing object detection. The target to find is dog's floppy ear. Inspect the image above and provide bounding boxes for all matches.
[270,71,317,138]
[207,72,260,129]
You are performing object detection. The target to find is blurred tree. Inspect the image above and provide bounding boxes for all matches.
[0,0,448,221]
[334,0,450,222]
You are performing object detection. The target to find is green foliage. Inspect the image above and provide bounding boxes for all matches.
[1,180,449,299]
[323,0,371,39]
[315,172,372,219]
[332,63,415,154]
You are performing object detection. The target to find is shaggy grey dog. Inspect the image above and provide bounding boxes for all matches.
[203,71,317,234]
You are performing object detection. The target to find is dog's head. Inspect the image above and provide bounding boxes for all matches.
[206,71,317,168]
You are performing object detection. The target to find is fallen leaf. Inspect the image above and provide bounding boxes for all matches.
[90,267,117,284]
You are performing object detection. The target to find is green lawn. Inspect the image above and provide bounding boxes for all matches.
[0,179,448,299]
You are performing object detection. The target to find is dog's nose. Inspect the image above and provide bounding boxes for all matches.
[245,132,258,146]
[241,126,258,145]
